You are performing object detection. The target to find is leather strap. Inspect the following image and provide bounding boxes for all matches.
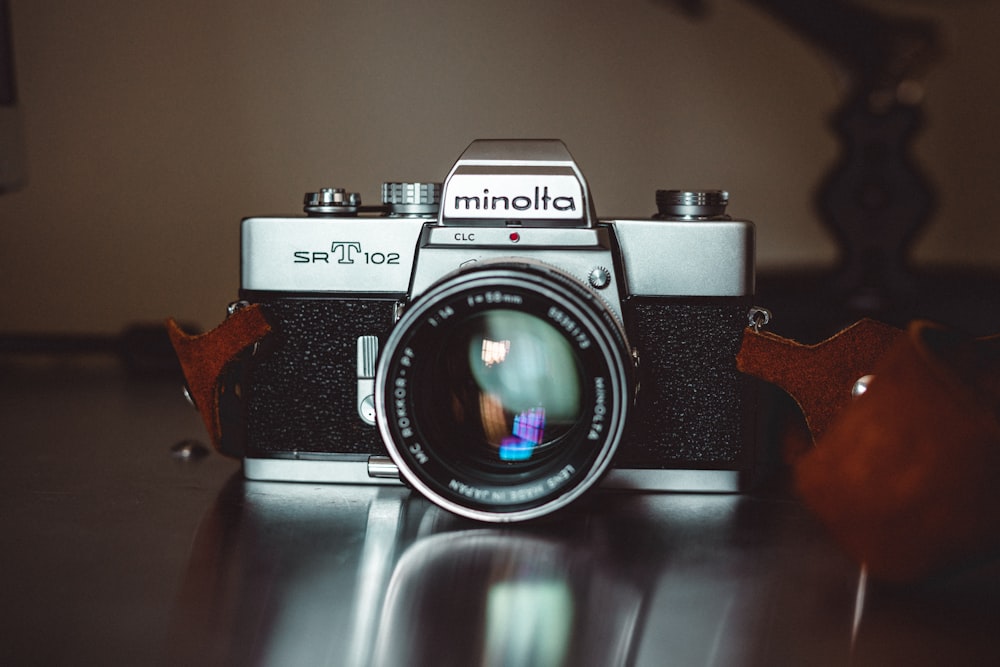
[737,318,903,441]
[741,320,1000,582]
[165,305,272,457]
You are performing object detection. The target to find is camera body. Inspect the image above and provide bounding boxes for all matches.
[235,139,754,521]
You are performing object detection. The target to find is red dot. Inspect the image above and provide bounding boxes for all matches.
[509,232,521,243]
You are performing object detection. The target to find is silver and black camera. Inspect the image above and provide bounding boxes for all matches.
[234,139,755,522]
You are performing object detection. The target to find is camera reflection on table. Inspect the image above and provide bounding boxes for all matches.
[165,474,865,667]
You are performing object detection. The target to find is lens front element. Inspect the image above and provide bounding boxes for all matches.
[423,309,583,470]
[376,264,633,522]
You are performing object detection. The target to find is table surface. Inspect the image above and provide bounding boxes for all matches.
[1,360,998,666]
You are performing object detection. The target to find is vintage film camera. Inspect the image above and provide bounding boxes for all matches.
[234,139,755,522]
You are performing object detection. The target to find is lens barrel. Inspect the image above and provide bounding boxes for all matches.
[376,262,633,522]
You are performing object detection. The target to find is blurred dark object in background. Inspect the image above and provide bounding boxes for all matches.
[0,324,195,377]
[661,1,1000,340]
[0,0,26,192]
[758,268,1000,342]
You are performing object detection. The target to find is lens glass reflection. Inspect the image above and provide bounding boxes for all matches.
[420,309,584,473]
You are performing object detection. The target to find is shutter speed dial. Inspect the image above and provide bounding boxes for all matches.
[382,182,442,217]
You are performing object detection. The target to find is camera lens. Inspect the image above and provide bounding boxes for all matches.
[376,263,633,522]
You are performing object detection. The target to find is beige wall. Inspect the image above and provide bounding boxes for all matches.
[1,0,998,334]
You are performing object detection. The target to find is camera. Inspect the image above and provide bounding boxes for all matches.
[233,139,755,522]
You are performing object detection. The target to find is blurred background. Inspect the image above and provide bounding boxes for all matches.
[0,0,998,335]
